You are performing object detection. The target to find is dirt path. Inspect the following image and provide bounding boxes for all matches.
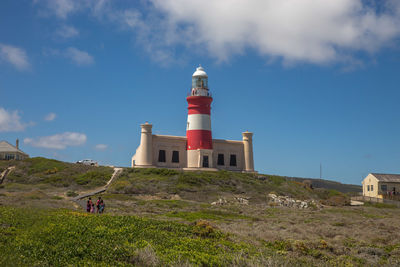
[0,166,15,184]
[72,167,123,207]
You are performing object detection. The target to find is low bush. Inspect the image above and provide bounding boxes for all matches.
[192,220,220,238]
[66,191,78,197]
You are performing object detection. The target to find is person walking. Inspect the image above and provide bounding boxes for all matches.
[86,197,93,213]
[90,202,95,213]
[96,197,102,213]
[99,199,105,214]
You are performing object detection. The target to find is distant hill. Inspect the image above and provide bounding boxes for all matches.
[283,176,361,193]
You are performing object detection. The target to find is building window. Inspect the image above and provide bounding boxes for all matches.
[217,154,224,166]
[371,185,373,191]
[381,184,387,192]
[5,154,15,160]
[158,150,166,162]
[172,151,179,163]
[229,154,237,167]
[367,185,370,191]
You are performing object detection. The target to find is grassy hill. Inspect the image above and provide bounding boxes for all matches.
[107,168,353,205]
[1,157,399,266]
[0,157,113,190]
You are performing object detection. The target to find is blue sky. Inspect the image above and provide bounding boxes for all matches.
[1,0,400,185]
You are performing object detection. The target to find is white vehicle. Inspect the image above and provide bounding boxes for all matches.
[76,159,98,166]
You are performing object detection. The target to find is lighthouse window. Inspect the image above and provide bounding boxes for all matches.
[158,150,166,162]
[217,154,225,166]
[172,151,179,163]
[229,154,237,167]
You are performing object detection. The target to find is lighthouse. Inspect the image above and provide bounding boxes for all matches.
[132,65,255,172]
[186,66,213,168]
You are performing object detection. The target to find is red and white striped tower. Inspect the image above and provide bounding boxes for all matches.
[186,66,213,168]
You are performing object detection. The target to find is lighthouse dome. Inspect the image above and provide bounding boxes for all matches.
[192,66,208,77]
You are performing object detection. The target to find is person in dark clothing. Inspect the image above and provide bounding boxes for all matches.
[99,199,105,214]
[96,197,102,213]
[86,197,93,213]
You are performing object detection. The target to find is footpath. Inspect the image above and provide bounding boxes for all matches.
[0,166,15,184]
[72,167,123,208]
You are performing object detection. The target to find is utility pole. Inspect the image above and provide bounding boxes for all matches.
[320,163,322,179]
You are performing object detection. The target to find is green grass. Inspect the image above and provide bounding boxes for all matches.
[0,206,254,266]
[1,157,114,189]
[364,201,397,209]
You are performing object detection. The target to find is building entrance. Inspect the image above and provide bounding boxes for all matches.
[202,155,209,168]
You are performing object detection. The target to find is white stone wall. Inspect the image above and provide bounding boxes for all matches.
[132,132,253,172]
[152,135,187,168]
[212,139,245,171]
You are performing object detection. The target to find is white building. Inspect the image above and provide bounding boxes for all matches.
[362,173,400,198]
[131,66,255,172]
[0,139,29,160]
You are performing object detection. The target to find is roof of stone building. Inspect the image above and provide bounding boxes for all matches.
[371,173,400,183]
[0,141,28,155]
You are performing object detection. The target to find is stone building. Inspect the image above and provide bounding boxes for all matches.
[131,66,255,172]
[0,139,29,160]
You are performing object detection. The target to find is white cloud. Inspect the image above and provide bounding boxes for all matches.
[44,112,57,121]
[34,0,78,19]
[34,0,111,19]
[95,144,108,150]
[0,107,30,132]
[42,47,94,66]
[143,0,400,64]
[56,25,79,39]
[34,0,400,65]
[65,47,94,65]
[24,132,87,149]
[0,44,30,70]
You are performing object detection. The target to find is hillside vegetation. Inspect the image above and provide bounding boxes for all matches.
[108,168,351,205]
[2,158,399,266]
[0,157,113,189]
[0,206,256,266]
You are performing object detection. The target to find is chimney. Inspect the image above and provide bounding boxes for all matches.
[16,139,19,149]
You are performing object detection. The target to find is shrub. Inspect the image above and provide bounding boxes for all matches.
[74,168,113,187]
[110,180,131,193]
[66,191,78,197]
[321,195,349,206]
[26,157,67,174]
[44,167,58,175]
[23,190,47,200]
[129,246,160,266]
[192,220,219,238]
